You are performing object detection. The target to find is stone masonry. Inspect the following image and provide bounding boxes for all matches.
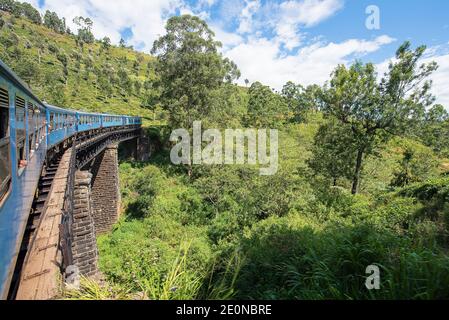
[89,144,120,235]
[67,139,146,278]
[72,170,98,277]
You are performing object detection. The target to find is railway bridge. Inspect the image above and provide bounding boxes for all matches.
[13,125,149,300]
[0,60,151,300]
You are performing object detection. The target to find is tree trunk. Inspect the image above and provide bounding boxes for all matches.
[351,147,365,195]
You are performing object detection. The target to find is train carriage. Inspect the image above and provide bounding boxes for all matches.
[0,59,141,299]
[0,61,49,300]
[46,104,78,148]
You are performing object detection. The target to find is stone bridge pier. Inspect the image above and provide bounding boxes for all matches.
[68,132,154,279]
[71,144,120,277]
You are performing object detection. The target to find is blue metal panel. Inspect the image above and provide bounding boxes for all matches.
[45,105,77,148]
[0,78,47,299]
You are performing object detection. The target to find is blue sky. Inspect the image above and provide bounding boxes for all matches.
[26,0,449,107]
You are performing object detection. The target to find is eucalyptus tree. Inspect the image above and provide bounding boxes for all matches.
[321,42,438,194]
[419,104,449,153]
[101,37,111,51]
[43,10,65,33]
[73,16,95,44]
[308,120,357,187]
[247,81,288,128]
[151,15,240,129]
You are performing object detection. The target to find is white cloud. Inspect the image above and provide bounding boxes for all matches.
[23,0,181,52]
[233,0,344,50]
[275,0,343,49]
[211,25,244,50]
[425,54,449,108]
[237,0,261,34]
[225,35,396,90]
[279,0,343,28]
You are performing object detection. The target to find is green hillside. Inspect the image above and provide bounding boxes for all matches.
[0,10,159,126]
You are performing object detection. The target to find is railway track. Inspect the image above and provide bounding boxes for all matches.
[7,154,63,300]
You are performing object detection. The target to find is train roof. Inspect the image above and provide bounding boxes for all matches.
[2,59,140,121]
[44,103,77,114]
[45,104,139,118]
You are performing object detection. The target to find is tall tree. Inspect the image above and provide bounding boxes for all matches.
[419,104,449,153]
[281,82,323,122]
[20,2,41,24]
[101,36,111,51]
[151,14,240,129]
[308,120,357,187]
[43,10,65,33]
[73,16,95,44]
[321,42,438,194]
[247,81,288,128]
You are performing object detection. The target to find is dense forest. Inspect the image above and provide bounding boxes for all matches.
[2,1,449,300]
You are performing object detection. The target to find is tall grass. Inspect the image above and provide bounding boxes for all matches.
[138,241,203,300]
[64,277,132,300]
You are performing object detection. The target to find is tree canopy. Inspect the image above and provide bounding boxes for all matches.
[321,42,438,194]
[151,14,240,129]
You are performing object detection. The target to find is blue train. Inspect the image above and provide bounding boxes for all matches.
[0,59,141,299]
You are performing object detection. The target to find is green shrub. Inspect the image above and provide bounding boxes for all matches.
[234,215,449,300]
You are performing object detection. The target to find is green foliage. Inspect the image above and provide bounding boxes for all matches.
[0,0,41,24]
[322,43,438,194]
[64,277,132,300]
[96,111,449,300]
[246,81,288,128]
[235,211,449,300]
[418,105,449,155]
[43,10,66,34]
[391,144,439,187]
[73,16,94,44]
[151,15,240,129]
[308,119,356,186]
[281,82,322,121]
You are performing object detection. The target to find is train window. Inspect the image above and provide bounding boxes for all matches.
[39,111,45,142]
[55,113,60,129]
[15,96,27,169]
[56,113,61,130]
[50,113,54,131]
[32,105,39,149]
[28,102,36,154]
[0,87,11,201]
